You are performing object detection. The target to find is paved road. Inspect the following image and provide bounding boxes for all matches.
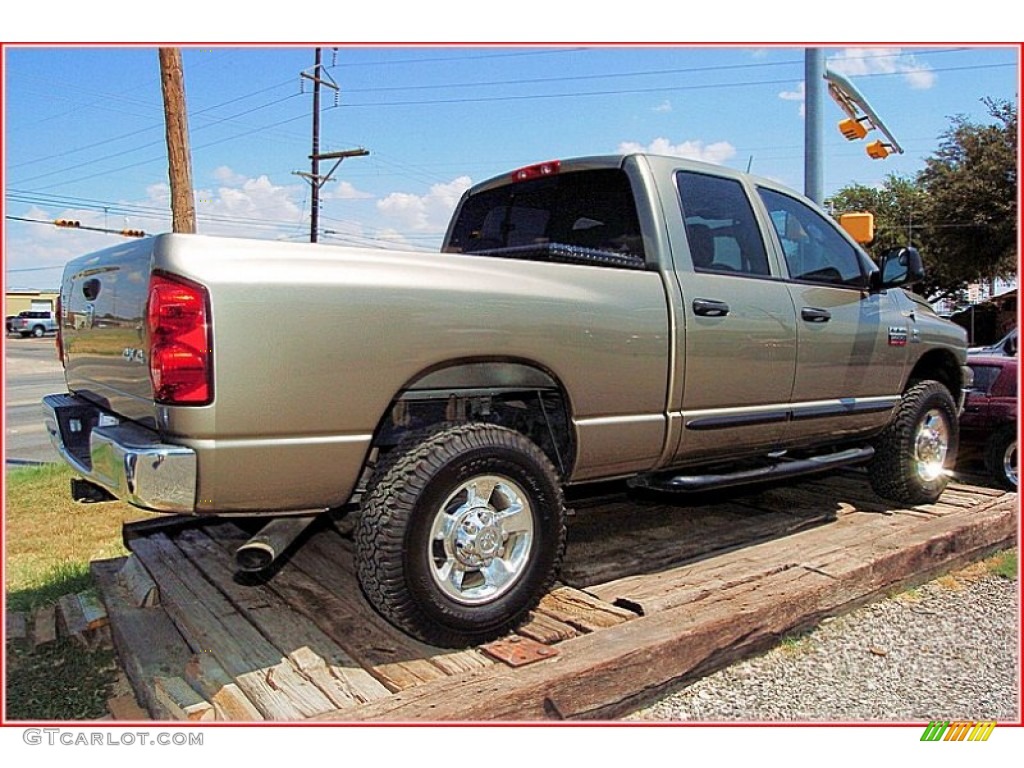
[4,334,65,464]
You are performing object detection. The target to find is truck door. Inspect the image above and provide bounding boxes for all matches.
[669,170,798,464]
[755,186,906,444]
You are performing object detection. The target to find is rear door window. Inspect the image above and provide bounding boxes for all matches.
[675,171,771,277]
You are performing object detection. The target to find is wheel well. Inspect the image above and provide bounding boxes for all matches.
[906,349,963,403]
[369,362,575,480]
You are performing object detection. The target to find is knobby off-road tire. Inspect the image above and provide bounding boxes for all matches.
[868,380,959,505]
[355,423,566,648]
[985,425,1018,490]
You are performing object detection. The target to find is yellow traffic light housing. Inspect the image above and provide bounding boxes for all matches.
[866,140,892,160]
[54,219,81,228]
[838,117,868,141]
[839,212,875,244]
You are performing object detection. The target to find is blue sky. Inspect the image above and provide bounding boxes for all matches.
[3,44,1019,288]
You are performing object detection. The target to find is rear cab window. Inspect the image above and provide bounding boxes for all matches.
[444,168,646,270]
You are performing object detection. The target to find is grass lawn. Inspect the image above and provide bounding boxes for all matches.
[6,463,158,610]
[5,463,158,719]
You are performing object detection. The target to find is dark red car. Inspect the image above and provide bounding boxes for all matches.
[960,353,1018,489]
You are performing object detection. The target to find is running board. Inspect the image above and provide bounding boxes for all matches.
[630,446,874,494]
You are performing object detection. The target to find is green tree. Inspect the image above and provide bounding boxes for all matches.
[918,98,1018,293]
[829,174,926,255]
[830,98,1017,303]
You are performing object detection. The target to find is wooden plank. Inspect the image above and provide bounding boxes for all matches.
[200,522,449,691]
[153,676,216,721]
[184,654,264,722]
[91,558,196,720]
[78,592,109,631]
[299,526,494,676]
[201,521,487,691]
[563,496,833,587]
[31,604,57,648]
[129,534,337,720]
[117,555,159,607]
[313,493,1016,721]
[174,527,390,708]
[57,593,88,645]
[516,610,578,645]
[107,693,150,721]
[122,515,201,546]
[590,489,1017,616]
[534,586,635,632]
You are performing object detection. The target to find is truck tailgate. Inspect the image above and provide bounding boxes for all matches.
[60,238,157,426]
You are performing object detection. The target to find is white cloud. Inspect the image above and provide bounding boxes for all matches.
[828,47,936,90]
[321,181,374,201]
[653,100,673,113]
[376,176,473,233]
[778,81,806,117]
[617,137,736,165]
[212,165,246,186]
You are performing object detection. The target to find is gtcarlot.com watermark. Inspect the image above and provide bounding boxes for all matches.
[23,728,203,747]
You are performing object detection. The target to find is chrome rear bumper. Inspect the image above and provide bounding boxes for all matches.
[43,393,197,513]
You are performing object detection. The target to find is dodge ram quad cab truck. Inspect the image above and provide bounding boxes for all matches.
[44,153,970,647]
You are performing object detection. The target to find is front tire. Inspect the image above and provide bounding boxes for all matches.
[32,325,45,338]
[985,426,1018,490]
[355,423,566,647]
[869,380,958,505]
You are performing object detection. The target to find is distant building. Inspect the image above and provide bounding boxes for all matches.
[5,289,60,317]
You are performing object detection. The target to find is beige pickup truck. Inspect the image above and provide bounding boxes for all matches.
[44,153,970,646]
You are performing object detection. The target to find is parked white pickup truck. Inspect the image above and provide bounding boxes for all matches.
[45,153,970,646]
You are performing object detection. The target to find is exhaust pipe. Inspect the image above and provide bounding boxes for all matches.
[235,514,320,572]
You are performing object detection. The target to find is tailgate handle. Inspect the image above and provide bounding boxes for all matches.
[693,298,730,317]
[801,307,831,323]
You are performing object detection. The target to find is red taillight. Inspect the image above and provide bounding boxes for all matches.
[511,160,561,182]
[147,274,212,405]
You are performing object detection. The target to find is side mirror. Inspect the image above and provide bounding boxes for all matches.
[873,246,925,290]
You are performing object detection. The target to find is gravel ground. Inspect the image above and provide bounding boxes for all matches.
[627,555,1020,723]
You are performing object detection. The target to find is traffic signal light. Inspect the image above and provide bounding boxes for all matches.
[838,117,869,141]
[54,219,81,228]
[866,140,892,160]
[121,229,146,238]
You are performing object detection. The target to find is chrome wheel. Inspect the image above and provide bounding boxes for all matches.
[913,408,951,483]
[1004,439,1018,488]
[428,474,534,605]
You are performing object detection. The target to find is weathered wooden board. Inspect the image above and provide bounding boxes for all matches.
[96,475,1017,722]
[129,535,338,720]
[174,527,391,708]
[91,558,198,720]
[315,491,1016,721]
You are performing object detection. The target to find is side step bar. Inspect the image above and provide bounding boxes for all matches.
[630,446,874,494]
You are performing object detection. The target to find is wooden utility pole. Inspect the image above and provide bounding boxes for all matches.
[158,48,196,234]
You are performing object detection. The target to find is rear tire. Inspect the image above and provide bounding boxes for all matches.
[985,425,1018,490]
[32,325,45,338]
[355,423,566,647]
[868,380,958,505]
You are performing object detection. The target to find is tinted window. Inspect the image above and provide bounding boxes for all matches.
[968,364,1002,395]
[445,169,645,267]
[758,187,866,287]
[676,171,770,277]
